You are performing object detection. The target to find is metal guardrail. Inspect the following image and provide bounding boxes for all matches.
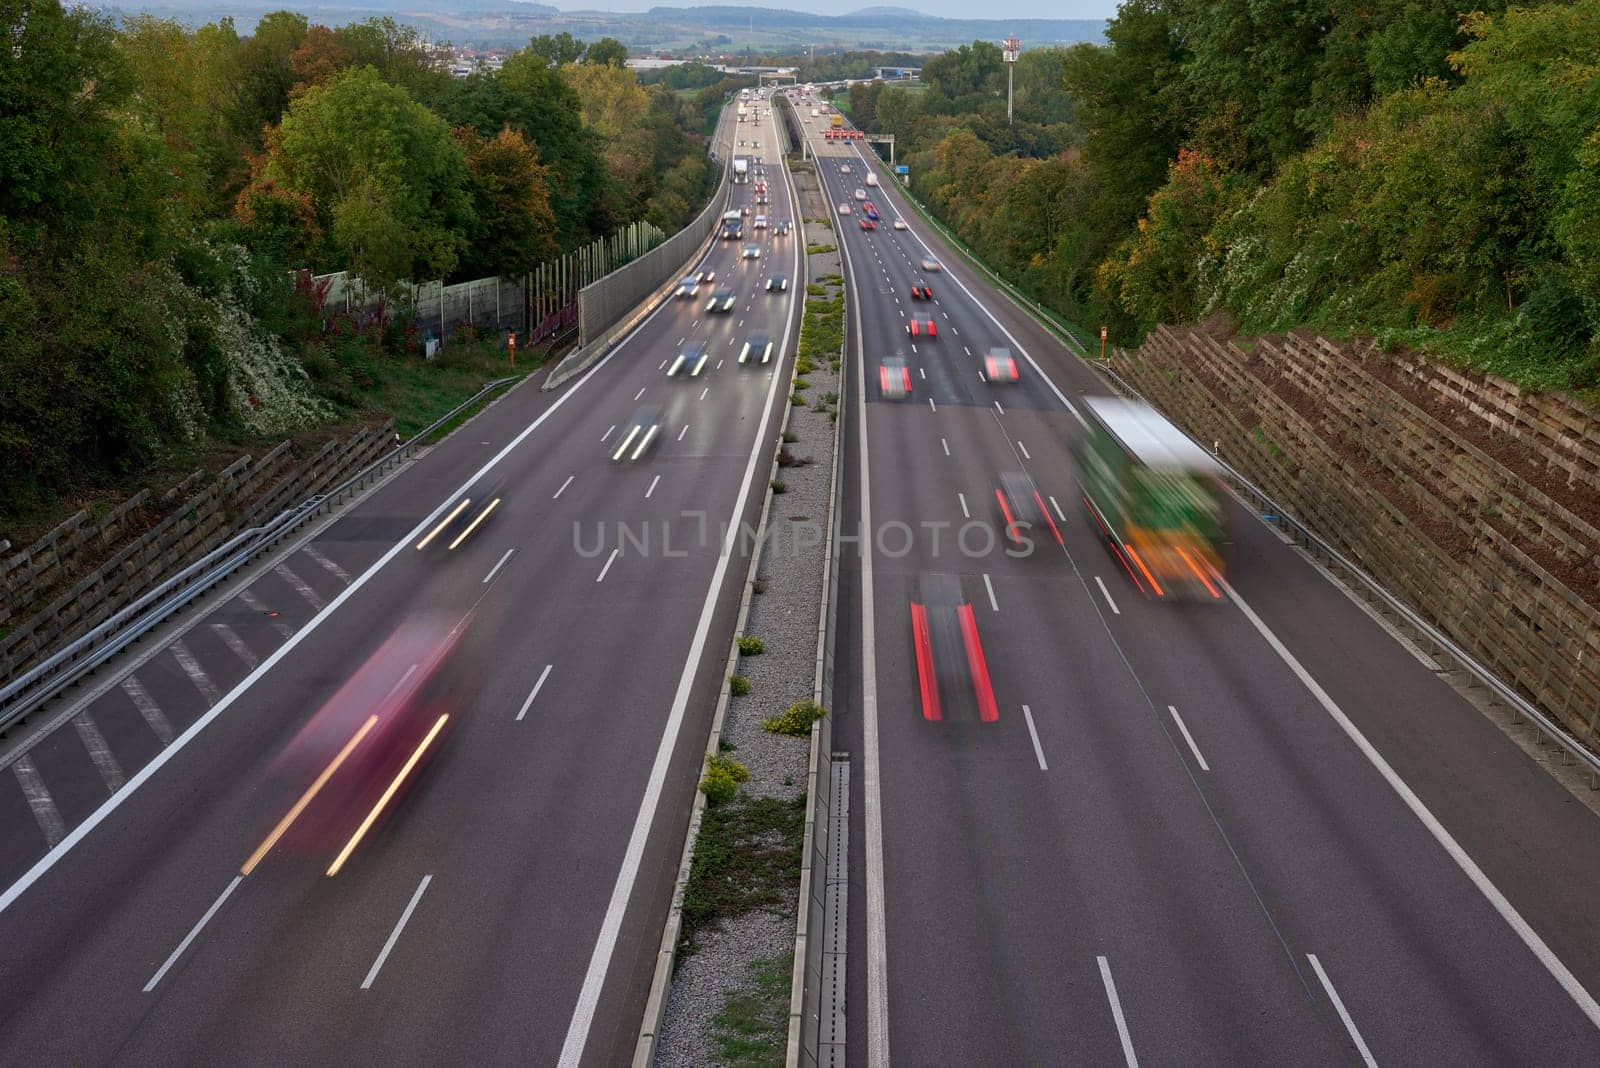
[1093,360,1600,784]
[0,374,522,735]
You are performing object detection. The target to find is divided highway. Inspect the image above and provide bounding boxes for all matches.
[801,103,1600,1065]
[0,103,801,1065]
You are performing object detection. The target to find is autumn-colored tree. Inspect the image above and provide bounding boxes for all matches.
[289,26,352,91]
[455,127,558,277]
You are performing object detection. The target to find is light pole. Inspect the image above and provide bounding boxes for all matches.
[1003,35,1020,125]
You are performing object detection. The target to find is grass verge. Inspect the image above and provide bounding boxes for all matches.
[678,793,806,962]
[710,952,793,1068]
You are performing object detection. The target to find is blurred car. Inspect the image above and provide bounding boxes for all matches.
[756,194,769,205]
[739,330,774,365]
[985,347,1019,383]
[694,269,716,284]
[754,214,768,229]
[879,356,912,400]
[996,470,1063,546]
[741,243,761,260]
[613,405,663,462]
[775,220,792,236]
[909,285,933,301]
[893,219,908,230]
[706,287,737,312]
[414,470,509,552]
[863,203,879,220]
[909,574,998,723]
[921,257,942,272]
[907,318,937,339]
[840,164,853,174]
[668,341,710,378]
[766,274,789,291]
[837,202,852,215]
[854,188,867,201]
[674,276,700,298]
[860,218,876,231]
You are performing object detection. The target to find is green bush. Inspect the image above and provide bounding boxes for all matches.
[793,376,811,390]
[729,673,752,696]
[764,699,825,737]
[781,430,799,443]
[795,356,816,374]
[738,635,765,655]
[770,479,788,493]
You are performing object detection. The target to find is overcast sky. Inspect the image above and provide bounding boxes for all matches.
[553,1,1118,19]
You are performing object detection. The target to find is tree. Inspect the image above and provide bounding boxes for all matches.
[527,32,583,65]
[585,37,628,68]
[335,17,441,97]
[456,127,558,278]
[289,25,352,90]
[233,11,307,146]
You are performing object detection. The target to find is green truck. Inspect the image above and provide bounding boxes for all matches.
[1077,397,1227,600]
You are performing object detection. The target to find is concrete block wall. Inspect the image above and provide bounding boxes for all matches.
[0,420,393,685]
[1113,326,1600,747]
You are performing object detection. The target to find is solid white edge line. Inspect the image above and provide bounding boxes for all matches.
[1095,576,1121,615]
[482,548,515,585]
[595,547,620,583]
[1098,956,1139,1068]
[1167,705,1210,772]
[1226,580,1600,1034]
[362,874,433,990]
[144,876,242,991]
[1307,953,1378,1067]
[556,142,805,1068]
[982,572,999,612]
[516,664,553,722]
[1022,704,1048,771]
[0,287,643,920]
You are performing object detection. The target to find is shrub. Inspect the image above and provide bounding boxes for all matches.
[770,479,788,493]
[729,674,752,696]
[782,430,799,443]
[795,356,816,374]
[764,699,825,737]
[793,376,811,390]
[739,635,765,655]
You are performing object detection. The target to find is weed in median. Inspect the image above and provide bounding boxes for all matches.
[730,673,753,696]
[739,635,766,655]
[770,479,788,494]
[795,356,816,375]
[710,952,794,1068]
[678,794,806,962]
[699,753,750,806]
[764,700,825,737]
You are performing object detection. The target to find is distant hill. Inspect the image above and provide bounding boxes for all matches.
[102,0,1103,49]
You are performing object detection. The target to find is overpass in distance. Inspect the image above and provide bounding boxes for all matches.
[0,94,1597,1067]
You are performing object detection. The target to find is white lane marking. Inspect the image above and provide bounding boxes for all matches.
[919,367,926,380]
[941,438,950,456]
[678,425,690,442]
[209,623,259,671]
[595,548,619,584]
[0,318,642,920]
[557,155,804,1068]
[982,573,999,612]
[602,425,616,443]
[73,713,126,792]
[634,387,646,401]
[645,475,661,499]
[1098,956,1139,1067]
[553,475,575,499]
[144,876,242,992]
[964,346,971,355]
[1017,441,1031,460]
[170,640,221,704]
[658,360,667,371]
[1168,705,1210,772]
[1022,704,1048,771]
[238,588,292,639]
[303,544,351,583]
[362,875,433,990]
[978,371,986,383]
[1307,954,1377,1067]
[1095,576,1121,615]
[275,563,325,612]
[1226,579,1600,1034]
[717,360,724,370]
[928,398,937,412]
[958,493,970,518]
[13,756,66,847]
[699,387,710,401]
[994,400,1005,416]
[1049,495,1067,522]
[516,665,554,722]
[121,677,173,746]
[483,548,515,585]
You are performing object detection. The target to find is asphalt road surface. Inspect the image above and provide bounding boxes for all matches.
[799,102,1600,1066]
[0,102,802,1066]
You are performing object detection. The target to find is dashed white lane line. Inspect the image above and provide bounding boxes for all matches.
[275,563,325,612]
[982,573,999,611]
[596,548,620,583]
[964,345,971,355]
[678,425,690,442]
[941,438,950,456]
[699,387,710,401]
[1098,956,1139,1067]
[13,756,66,847]
[1095,576,1121,615]
[170,640,221,704]
[1049,495,1067,522]
[646,475,661,499]
[602,425,616,443]
[144,876,243,992]
[362,874,433,990]
[303,544,351,583]
[717,359,724,370]
[73,713,125,792]
[978,371,987,383]
[210,623,258,670]
[553,475,575,499]
[516,664,554,722]
[958,493,970,518]
[1022,704,1048,771]
[919,367,926,379]
[994,400,1005,415]
[121,677,173,746]
[483,548,515,585]
[658,360,667,371]
[634,387,646,401]
[928,398,937,412]
[238,588,293,639]
[1017,441,1031,460]
[1307,954,1376,1067]
[1167,705,1210,771]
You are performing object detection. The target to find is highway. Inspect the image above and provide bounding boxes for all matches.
[0,101,801,1065]
[800,102,1600,1065]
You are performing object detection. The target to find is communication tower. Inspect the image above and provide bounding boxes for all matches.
[1002,35,1020,125]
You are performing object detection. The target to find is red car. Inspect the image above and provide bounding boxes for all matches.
[860,218,876,231]
[985,347,1020,383]
[907,318,937,338]
[909,286,933,301]
[879,357,912,399]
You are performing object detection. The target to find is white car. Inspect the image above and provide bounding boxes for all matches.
[740,331,774,365]
[920,257,942,272]
[840,164,852,174]
[837,203,852,215]
[893,219,908,230]
[668,341,710,378]
[742,243,761,260]
[706,287,736,312]
[754,214,768,229]
[854,188,866,201]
